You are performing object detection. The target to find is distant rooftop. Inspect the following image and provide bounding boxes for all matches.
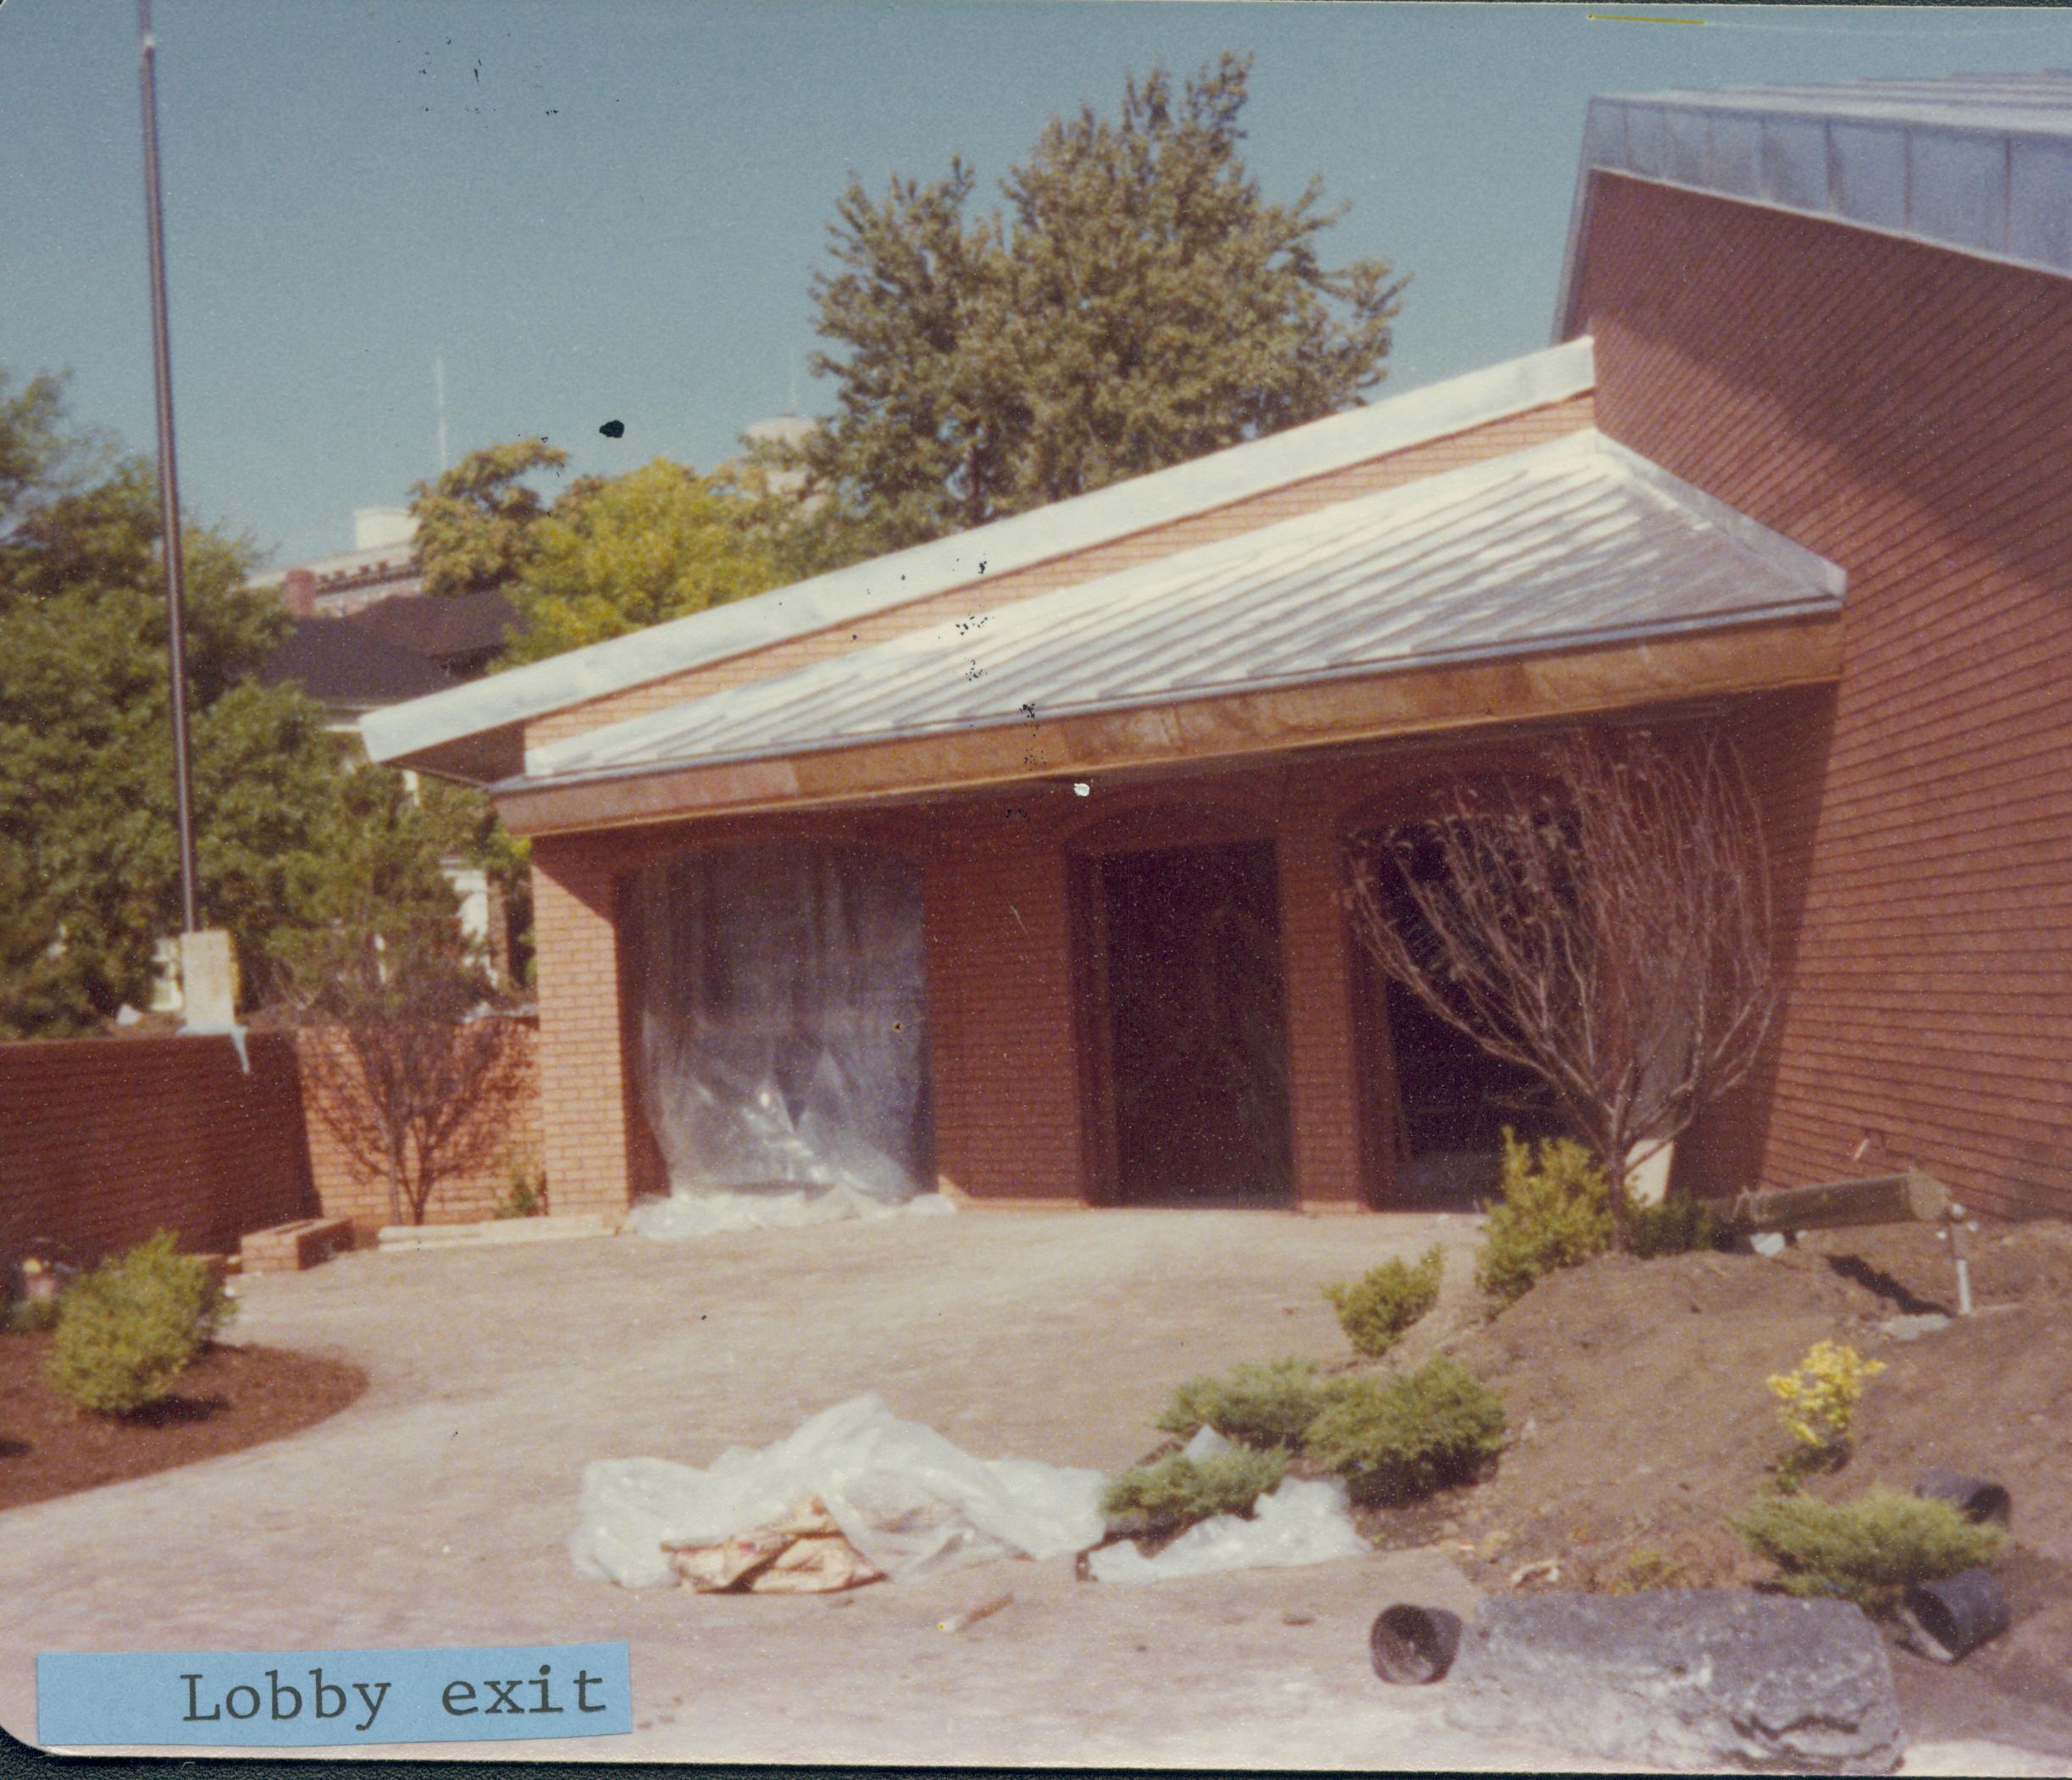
[258,619,456,717]
[345,591,518,669]
[1558,72,2072,337]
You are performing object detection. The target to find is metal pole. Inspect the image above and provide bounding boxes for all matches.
[139,0,201,934]
[435,352,450,473]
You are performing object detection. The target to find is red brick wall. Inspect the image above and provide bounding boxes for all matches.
[296,1023,542,1232]
[527,394,1596,752]
[0,1033,318,1266]
[1576,174,2072,1218]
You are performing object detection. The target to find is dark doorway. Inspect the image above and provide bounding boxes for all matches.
[1095,839,1294,1205]
[1353,823,1565,1210]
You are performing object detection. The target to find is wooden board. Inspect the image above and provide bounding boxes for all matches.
[1726,1169,1951,1233]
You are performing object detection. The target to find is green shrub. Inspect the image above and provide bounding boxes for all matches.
[1304,1355,1508,1506]
[6,1294,62,1335]
[1154,1356,1336,1449]
[46,1233,234,1417]
[1325,1245,1443,1357]
[1475,1131,1618,1307]
[1100,1446,1290,1537]
[1627,1194,1727,1258]
[493,1158,550,1220]
[1733,1486,2006,1608]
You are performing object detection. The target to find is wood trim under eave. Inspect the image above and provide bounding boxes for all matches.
[493,615,1844,837]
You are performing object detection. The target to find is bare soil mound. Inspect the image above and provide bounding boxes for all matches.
[1373,1219,2072,1756]
[0,1335,367,1513]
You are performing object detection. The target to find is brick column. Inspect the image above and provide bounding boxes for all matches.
[529,834,642,1216]
[922,818,1089,1203]
[1277,807,1366,1207]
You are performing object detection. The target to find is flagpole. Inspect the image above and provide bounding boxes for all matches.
[139,0,201,934]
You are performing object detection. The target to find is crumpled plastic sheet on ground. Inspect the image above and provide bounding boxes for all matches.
[623,842,940,1239]
[569,1394,1108,1590]
[1087,1425,1371,1585]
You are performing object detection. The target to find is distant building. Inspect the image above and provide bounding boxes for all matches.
[248,512,524,980]
[736,414,822,508]
[248,507,424,618]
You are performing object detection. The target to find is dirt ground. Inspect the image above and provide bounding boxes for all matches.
[0,1206,2062,1771]
[1378,1218,2072,1757]
[0,1334,366,1512]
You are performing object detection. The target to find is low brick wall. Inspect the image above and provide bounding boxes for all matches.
[0,1032,319,1267]
[297,1018,542,1232]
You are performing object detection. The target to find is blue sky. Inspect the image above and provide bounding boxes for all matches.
[8,2,2072,568]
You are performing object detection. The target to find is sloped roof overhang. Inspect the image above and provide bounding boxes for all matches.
[496,620,1842,836]
[357,340,1596,784]
[493,432,1846,837]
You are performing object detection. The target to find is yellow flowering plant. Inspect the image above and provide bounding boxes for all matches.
[1768,1339,1885,1465]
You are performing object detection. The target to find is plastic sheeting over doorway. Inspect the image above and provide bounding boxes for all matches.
[623,841,945,1238]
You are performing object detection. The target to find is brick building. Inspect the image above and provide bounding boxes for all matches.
[364,75,2072,1226]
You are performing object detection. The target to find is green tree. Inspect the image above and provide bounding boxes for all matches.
[500,457,785,665]
[408,436,569,598]
[794,53,1407,551]
[0,372,349,1034]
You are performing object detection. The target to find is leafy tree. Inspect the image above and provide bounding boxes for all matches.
[793,53,1407,550]
[500,457,785,665]
[408,436,569,598]
[0,371,348,1033]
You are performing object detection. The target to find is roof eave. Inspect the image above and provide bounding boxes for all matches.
[491,611,1843,839]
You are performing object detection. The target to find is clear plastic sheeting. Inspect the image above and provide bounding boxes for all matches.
[1085,1426,1370,1585]
[626,1181,953,1240]
[1087,1477,1370,1584]
[568,1394,1107,1589]
[623,841,940,1236]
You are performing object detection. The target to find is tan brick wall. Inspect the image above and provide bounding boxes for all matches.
[526,394,1596,753]
[296,1023,541,1232]
[529,727,1681,1217]
[530,834,649,1217]
[0,1033,318,1266]
[922,805,1088,1203]
[1578,174,2072,1218]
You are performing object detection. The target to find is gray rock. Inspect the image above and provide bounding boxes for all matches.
[1880,1312,1953,1341]
[1443,1589,1904,1773]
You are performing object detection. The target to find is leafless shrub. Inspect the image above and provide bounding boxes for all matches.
[283,914,529,1228]
[1348,728,1775,1244]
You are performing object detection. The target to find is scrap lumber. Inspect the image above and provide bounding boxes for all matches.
[1726,1169,1950,1233]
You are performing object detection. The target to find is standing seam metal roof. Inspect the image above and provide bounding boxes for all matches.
[359,340,1595,776]
[519,430,1845,790]
[1556,73,2072,340]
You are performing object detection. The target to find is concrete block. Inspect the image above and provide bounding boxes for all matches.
[1443,1589,1904,1773]
[238,1217,355,1274]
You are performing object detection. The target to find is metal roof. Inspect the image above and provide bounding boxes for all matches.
[518,430,1844,792]
[359,339,1595,781]
[1556,72,2072,339]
